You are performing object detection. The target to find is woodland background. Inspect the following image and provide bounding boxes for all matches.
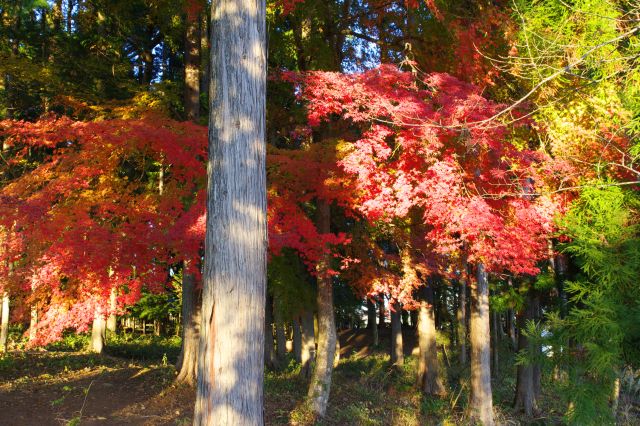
[0,0,639,425]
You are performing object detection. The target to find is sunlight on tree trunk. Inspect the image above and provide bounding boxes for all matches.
[91,308,106,354]
[307,199,336,419]
[417,285,445,395]
[106,287,117,334]
[0,292,9,352]
[469,262,494,426]
[193,0,267,423]
[390,300,404,366]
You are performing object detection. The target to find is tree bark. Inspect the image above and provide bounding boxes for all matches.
[366,298,378,346]
[293,316,302,363]
[107,287,117,334]
[275,309,287,362]
[417,285,445,395]
[390,300,404,366]
[491,307,499,377]
[194,0,267,423]
[0,292,9,352]
[91,308,106,354]
[176,269,201,385]
[300,310,315,378]
[457,278,467,365]
[264,294,278,370]
[513,292,539,416]
[378,295,386,327]
[469,263,494,425]
[307,199,337,419]
[184,1,201,120]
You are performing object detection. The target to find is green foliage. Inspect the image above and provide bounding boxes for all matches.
[268,250,316,321]
[547,186,640,424]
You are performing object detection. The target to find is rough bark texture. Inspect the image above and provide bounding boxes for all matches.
[176,270,201,385]
[293,316,302,363]
[390,300,404,366]
[194,0,267,423]
[0,292,9,352]
[91,310,106,354]
[265,294,278,370]
[457,278,467,365]
[513,292,539,416]
[417,285,445,395]
[307,199,337,419]
[300,310,315,378]
[184,4,200,121]
[367,298,378,346]
[469,263,494,426]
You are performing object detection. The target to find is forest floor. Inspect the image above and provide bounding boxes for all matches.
[0,328,611,426]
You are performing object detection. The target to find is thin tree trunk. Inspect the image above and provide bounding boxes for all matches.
[457,278,467,365]
[91,307,106,354]
[417,285,445,395]
[275,309,287,362]
[0,292,9,352]
[469,262,494,425]
[513,292,539,416]
[491,307,499,377]
[293,316,302,363]
[184,1,201,120]
[265,294,278,370]
[107,287,117,334]
[378,295,386,327]
[367,298,378,346]
[390,300,404,366]
[307,199,337,419]
[300,310,315,378]
[194,0,267,422]
[176,269,201,385]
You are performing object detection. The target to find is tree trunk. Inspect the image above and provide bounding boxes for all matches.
[300,310,315,378]
[417,285,445,395]
[0,292,9,352]
[378,295,386,327]
[264,294,278,370]
[91,308,106,354]
[367,298,378,346]
[307,199,337,419]
[513,292,539,416]
[457,278,467,365]
[107,287,117,334]
[390,300,404,366]
[293,316,302,363]
[29,305,37,342]
[194,0,267,423]
[176,269,201,385]
[275,310,287,362]
[491,307,499,377]
[184,1,201,120]
[469,263,494,425]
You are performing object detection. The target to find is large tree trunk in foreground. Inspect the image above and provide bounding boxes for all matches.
[194,0,267,423]
[514,292,540,415]
[390,300,404,366]
[184,1,201,121]
[307,200,337,419]
[176,270,201,385]
[469,263,494,425]
[91,308,106,354]
[300,310,315,378]
[417,285,445,395]
[0,292,9,352]
[367,298,378,346]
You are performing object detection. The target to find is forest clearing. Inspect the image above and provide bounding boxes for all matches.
[1,0,640,425]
